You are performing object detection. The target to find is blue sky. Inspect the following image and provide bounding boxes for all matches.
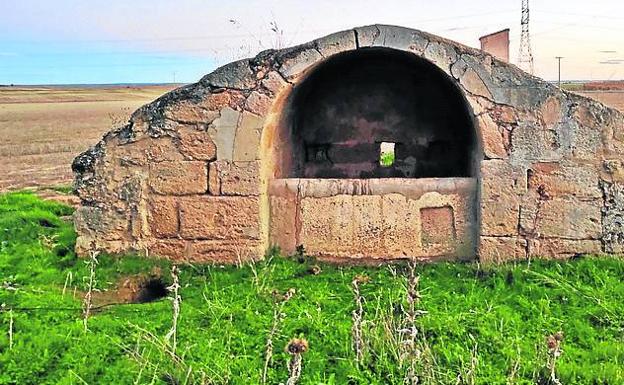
[1,0,623,84]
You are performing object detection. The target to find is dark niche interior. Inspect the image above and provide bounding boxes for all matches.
[286,47,477,178]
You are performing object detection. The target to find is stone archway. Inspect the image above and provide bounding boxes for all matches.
[265,47,480,261]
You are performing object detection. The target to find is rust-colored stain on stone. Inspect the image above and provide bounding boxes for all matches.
[72,25,624,264]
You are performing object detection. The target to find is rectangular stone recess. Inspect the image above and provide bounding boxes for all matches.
[421,206,456,246]
[269,178,478,261]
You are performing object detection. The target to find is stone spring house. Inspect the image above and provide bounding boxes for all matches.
[72,25,624,264]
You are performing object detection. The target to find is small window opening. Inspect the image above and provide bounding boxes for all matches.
[379,142,395,167]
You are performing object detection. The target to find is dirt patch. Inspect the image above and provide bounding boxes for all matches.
[92,271,169,307]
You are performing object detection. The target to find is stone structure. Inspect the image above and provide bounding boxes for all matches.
[72,25,624,264]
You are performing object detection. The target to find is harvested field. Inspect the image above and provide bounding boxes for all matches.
[0,84,621,192]
[0,85,176,191]
[577,90,624,112]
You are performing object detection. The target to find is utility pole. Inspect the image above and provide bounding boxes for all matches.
[519,0,534,74]
[555,56,564,87]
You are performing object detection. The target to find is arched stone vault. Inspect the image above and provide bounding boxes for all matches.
[72,24,624,263]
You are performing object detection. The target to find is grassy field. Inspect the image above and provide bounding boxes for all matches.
[0,85,175,191]
[0,191,623,384]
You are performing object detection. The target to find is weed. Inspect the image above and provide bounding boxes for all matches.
[82,246,99,332]
[164,265,181,358]
[263,288,295,384]
[285,338,309,385]
[351,274,369,366]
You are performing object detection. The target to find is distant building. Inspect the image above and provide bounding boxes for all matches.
[479,29,510,62]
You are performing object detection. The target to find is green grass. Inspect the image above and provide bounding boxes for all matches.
[380,151,395,167]
[1,191,623,384]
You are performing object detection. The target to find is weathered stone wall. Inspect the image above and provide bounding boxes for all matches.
[73,24,624,263]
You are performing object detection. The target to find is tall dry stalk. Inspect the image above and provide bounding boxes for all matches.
[285,338,308,385]
[82,248,99,332]
[351,275,369,365]
[262,288,295,384]
[399,259,427,385]
[2,303,14,350]
[62,271,73,297]
[456,340,478,385]
[164,265,181,358]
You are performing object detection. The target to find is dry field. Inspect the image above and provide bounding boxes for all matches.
[0,85,175,191]
[0,84,622,192]
[577,90,624,112]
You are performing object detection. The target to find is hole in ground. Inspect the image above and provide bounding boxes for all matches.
[135,278,169,303]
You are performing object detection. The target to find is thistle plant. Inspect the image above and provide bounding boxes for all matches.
[399,259,427,385]
[262,288,295,384]
[82,247,99,332]
[164,265,181,359]
[545,332,564,385]
[285,338,309,385]
[351,274,369,365]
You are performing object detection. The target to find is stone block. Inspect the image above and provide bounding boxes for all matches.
[478,113,507,159]
[420,206,456,246]
[480,160,524,236]
[74,206,128,242]
[200,90,247,111]
[527,162,601,199]
[381,194,421,256]
[179,196,260,240]
[208,162,221,195]
[244,91,272,116]
[277,45,323,79]
[315,30,356,57]
[233,111,263,161]
[210,160,260,196]
[200,59,257,90]
[528,238,602,259]
[165,101,220,124]
[423,41,458,75]
[148,197,178,237]
[479,236,527,263]
[269,195,298,254]
[261,71,289,95]
[178,126,217,161]
[299,195,353,255]
[112,137,184,166]
[148,161,207,195]
[540,96,563,128]
[511,120,569,162]
[602,159,624,184]
[519,194,601,240]
[354,25,428,54]
[149,239,187,260]
[208,107,240,161]
[459,68,493,100]
[352,195,385,255]
[187,240,262,263]
[601,181,624,253]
